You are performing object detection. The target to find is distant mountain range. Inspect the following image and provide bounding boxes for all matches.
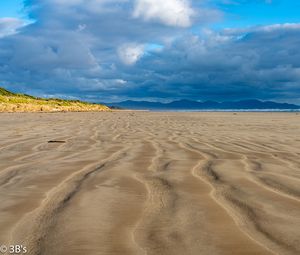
[108,99,300,110]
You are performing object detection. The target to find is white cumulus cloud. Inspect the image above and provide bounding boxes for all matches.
[133,0,194,27]
[0,18,28,38]
[118,43,145,65]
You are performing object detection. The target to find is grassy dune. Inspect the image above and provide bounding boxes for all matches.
[0,87,110,112]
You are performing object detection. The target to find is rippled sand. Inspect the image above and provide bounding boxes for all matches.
[0,112,299,255]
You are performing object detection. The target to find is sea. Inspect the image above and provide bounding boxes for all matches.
[151,109,300,112]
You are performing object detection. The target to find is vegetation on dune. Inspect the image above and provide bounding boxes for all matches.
[0,87,110,112]
[0,87,18,97]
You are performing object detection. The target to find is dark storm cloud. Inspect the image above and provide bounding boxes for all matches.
[0,0,299,103]
[134,24,300,102]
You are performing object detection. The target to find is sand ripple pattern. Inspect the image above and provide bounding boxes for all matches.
[0,112,299,255]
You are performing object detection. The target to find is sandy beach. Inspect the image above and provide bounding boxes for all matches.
[0,112,299,255]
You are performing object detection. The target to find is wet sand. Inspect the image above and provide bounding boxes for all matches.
[0,112,299,255]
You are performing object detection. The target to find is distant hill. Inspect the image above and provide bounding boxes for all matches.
[108,99,300,111]
[0,87,110,112]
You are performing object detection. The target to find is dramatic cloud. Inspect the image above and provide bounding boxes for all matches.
[0,0,299,103]
[133,0,195,27]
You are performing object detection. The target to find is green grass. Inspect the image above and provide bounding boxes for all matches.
[0,87,18,97]
[0,87,110,112]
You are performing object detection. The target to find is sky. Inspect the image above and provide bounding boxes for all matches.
[0,0,299,103]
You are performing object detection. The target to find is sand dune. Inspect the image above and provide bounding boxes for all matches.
[0,112,299,255]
